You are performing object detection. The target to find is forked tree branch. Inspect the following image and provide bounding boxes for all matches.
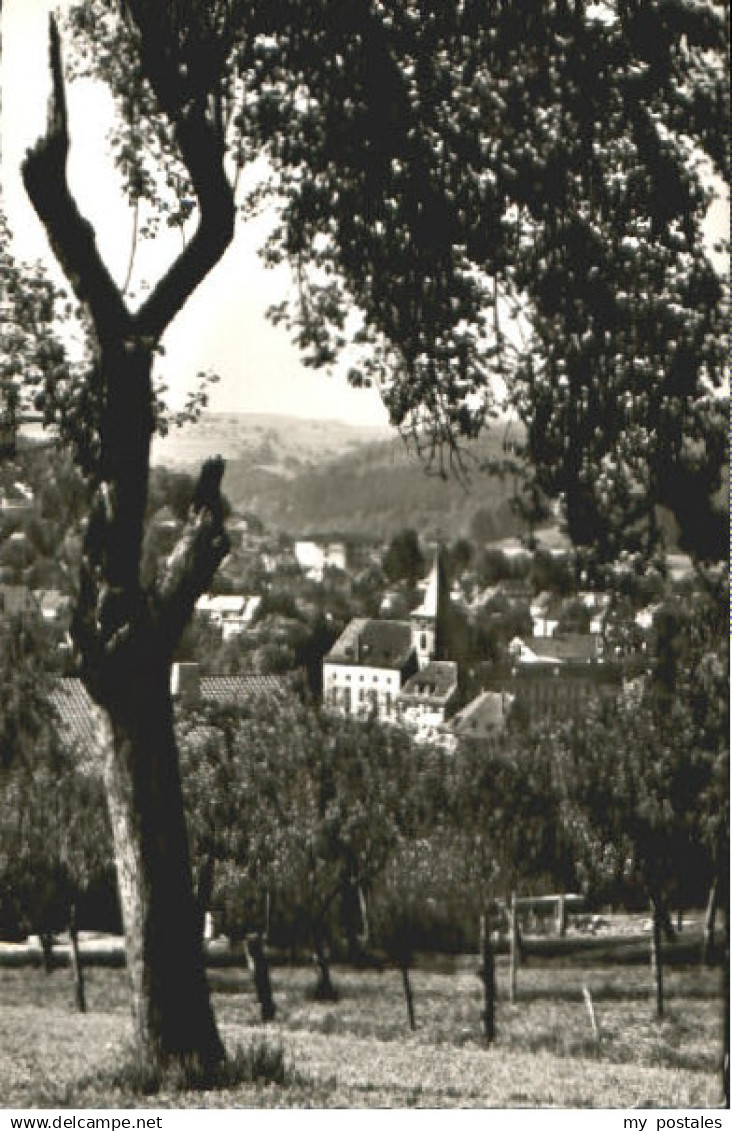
[133,107,236,340]
[23,15,236,351]
[21,16,133,345]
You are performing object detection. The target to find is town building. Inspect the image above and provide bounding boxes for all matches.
[323,617,417,720]
[487,633,620,724]
[34,589,72,624]
[323,551,450,721]
[396,660,459,739]
[194,594,262,639]
[529,591,562,638]
[294,539,347,581]
[508,633,603,665]
[51,663,293,755]
[447,689,514,743]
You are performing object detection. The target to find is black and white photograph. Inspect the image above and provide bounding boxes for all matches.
[0,0,728,1117]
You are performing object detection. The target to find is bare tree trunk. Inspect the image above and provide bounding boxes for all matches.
[509,892,519,1005]
[650,900,664,1021]
[722,906,729,1109]
[247,933,276,1022]
[723,905,730,1109]
[718,827,730,1108]
[68,903,86,1013]
[479,912,495,1045]
[21,14,234,1080]
[401,964,416,1031]
[312,930,338,1002]
[102,669,224,1072]
[40,931,54,974]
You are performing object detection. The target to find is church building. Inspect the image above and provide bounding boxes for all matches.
[322,551,450,721]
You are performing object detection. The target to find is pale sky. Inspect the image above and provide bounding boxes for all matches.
[0,0,391,425]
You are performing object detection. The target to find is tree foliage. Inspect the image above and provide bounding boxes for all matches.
[0,614,112,939]
[382,527,425,588]
[553,580,728,910]
[177,699,416,949]
[59,1,728,564]
[243,0,728,561]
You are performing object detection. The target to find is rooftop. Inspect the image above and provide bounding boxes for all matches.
[511,634,603,664]
[325,618,414,669]
[398,661,459,705]
[198,674,291,706]
[450,690,512,736]
[49,678,104,757]
[50,671,293,755]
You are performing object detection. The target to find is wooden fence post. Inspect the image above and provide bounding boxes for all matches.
[582,983,600,1053]
[650,901,664,1021]
[68,903,86,1013]
[703,880,717,965]
[401,964,416,1031]
[509,892,519,1005]
[479,912,495,1044]
[557,893,567,937]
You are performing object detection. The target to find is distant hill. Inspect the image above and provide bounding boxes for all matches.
[230,442,527,543]
[150,411,529,543]
[151,412,392,471]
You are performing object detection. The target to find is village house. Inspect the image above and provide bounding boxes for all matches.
[490,633,621,723]
[294,539,348,581]
[447,689,514,745]
[580,591,612,635]
[529,591,563,638]
[194,593,262,640]
[323,618,417,720]
[508,633,603,665]
[34,588,72,624]
[0,479,35,515]
[396,660,459,740]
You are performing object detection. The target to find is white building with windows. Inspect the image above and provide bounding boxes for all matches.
[322,618,417,720]
[322,552,450,721]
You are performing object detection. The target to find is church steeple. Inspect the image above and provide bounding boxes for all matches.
[410,549,449,669]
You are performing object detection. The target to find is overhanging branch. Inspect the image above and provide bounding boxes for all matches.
[133,108,236,341]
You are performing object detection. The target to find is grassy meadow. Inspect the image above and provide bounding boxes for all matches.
[0,953,725,1109]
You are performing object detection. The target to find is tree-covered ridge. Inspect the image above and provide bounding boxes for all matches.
[223,428,528,542]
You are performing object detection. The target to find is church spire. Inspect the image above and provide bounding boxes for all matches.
[410,548,449,668]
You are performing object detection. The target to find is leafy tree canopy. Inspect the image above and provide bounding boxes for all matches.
[54,0,728,567]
